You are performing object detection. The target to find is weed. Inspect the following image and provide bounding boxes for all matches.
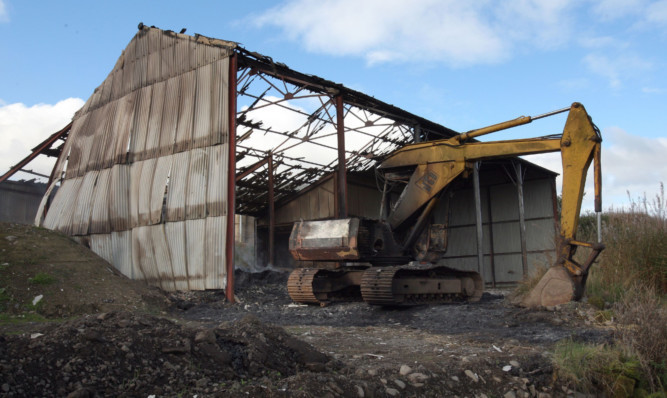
[28,272,56,285]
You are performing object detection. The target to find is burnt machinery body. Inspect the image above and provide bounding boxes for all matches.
[287,103,604,307]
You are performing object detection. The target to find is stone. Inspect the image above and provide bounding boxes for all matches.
[355,385,365,398]
[393,379,406,389]
[367,369,377,376]
[464,369,479,382]
[386,387,400,397]
[399,365,412,375]
[407,373,429,383]
[509,360,520,368]
[1,384,9,392]
[451,376,459,382]
[194,329,216,344]
[4,236,17,242]
[504,391,517,398]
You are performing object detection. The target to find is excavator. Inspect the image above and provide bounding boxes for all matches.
[287,102,604,308]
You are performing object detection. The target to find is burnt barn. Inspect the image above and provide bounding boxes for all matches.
[24,25,559,299]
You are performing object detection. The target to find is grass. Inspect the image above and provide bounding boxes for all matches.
[28,272,57,285]
[552,183,667,396]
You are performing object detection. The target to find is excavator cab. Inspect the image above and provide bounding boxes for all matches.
[288,103,604,308]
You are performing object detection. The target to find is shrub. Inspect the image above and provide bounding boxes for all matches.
[28,272,56,285]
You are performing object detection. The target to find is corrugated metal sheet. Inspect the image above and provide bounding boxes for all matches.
[110,164,131,231]
[112,230,133,278]
[144,80,166,160]
[42,180,71,230]
[56,176,84,235]
[100,100,119,169]
[122,58,136,96]
[150,155,172,224]
[165,150,190,222]
[90,234,113,264]
[151,224,176,291]
[174,35,191,76]
[131,225,150,281]
[174,70,196,153]
[526,219,557,251]
[160,33,177,81]
[111,69,124,103]
[113,92,136,164]
[71,171,99,236]
[90,168,112,234]
[489,184,519,222]
[185,218,206,290]
[146,28,161,86]
[348,184,382,219]
[64,113,90,179]
[206,145,227,217]
[133,43,148,91]
[130,85,152,161]
[165,221,189,290]
[524,179,556,219]
[210,58,229,145]
[159,77,181,156]
[138,158,157,226]
[205,215,226,289]
[129,160,144,228]
[34,180,58,226]
[192,63,213,149]
[185,148,208,220]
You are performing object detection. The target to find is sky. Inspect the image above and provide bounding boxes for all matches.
[1,0,666,213]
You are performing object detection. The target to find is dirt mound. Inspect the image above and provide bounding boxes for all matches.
[0,223,168,325]
[0,312,334,397]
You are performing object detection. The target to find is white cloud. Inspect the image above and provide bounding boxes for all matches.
[646,0,667,24]
[592,0,647,20]
[0,0,8,23]
[524,126,667,212]
[0,98,84,181]
[583,53,652,88]
[252,0,576,66]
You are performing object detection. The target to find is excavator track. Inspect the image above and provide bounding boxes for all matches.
[287,268,364,306]
[360,265,484,306]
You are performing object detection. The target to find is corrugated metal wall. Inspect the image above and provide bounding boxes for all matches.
[36,28,233,291]
[437,178,557,284]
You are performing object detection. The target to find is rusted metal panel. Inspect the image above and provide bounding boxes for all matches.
[185,148,209,220]
[110,164,131,232]
[159,77,181,156]
[150,155,172,224]
[112,230,133,278]
[90,168,112,234]
[71,171,99,236]
[151,224,176,291]
[165,221,189,290]
[206,144,227,217]
[210,57,229,145]
[192,63,213,149]
[205,215,226,289]
[144,80,166,160]
[185,218,206,290]
[90,234,113,264]
[174,70,196,152]
[165,150,190,221]
[130,85,152,161]
[289,218,361,261]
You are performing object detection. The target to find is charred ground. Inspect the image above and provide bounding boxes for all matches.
[0,223,611,397]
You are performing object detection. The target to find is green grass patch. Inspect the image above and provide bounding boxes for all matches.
[553,339,641,395]
[28,272,57,285]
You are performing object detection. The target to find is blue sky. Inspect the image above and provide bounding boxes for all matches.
[1,0,666,212]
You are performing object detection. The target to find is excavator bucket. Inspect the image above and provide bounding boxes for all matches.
[520,266,576,307]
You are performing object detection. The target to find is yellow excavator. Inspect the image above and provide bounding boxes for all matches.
[287,102,604,308]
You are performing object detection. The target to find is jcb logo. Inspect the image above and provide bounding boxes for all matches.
[416,171,438,193]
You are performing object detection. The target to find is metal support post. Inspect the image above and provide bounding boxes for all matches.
[268,152,275,266]
[225,53,237,303]
[335,95,347,218]
[473,162,485,285]
[513,161,528,277]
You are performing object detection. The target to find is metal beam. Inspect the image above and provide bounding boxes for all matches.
[225,53,237,303]
[236,157,269,182]
[268,152,275,266]
[335,95,347,218]
[473,161,485,285]
[513,161,528,277]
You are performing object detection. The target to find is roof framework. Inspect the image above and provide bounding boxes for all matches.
[232,49,460,216]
